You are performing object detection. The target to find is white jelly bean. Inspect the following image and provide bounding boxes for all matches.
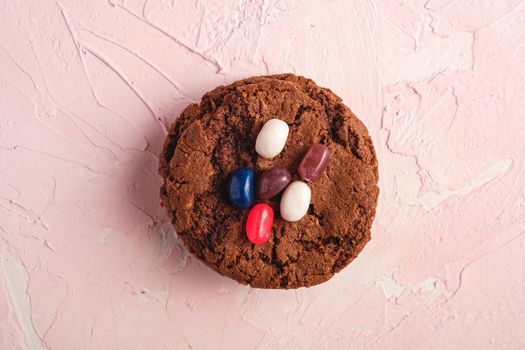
[280,181,311,222]
[255,119,289,159]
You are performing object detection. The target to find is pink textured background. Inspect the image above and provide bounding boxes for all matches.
[1,0,524,349]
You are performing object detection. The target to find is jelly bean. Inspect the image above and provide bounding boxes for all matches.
[255,119,289,159]
[246,203,274,245]
[280,181,311,222]
[256,167,292,200]
[228,168,254,208]
[298,144,330,182]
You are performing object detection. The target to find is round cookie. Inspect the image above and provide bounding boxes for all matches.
[159,74,379,289]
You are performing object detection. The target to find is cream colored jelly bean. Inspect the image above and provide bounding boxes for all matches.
[280,181,311,222]
[255,119,289,159]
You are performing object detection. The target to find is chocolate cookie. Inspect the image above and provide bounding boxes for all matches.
[159,74,379,289]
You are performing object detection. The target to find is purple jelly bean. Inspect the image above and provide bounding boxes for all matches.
[256,167,292,200]
[298,144,330,182]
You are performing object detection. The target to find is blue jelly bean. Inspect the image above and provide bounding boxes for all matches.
[228,168,254,208]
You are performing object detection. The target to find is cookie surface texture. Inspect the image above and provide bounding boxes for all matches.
[159,74,379,289]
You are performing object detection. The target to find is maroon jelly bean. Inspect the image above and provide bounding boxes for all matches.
[298,144,330,181]
[256,167,292,200]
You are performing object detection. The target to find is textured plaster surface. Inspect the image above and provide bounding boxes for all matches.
[0,0,524,349]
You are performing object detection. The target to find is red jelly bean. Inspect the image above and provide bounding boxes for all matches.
[246,203,274,245]
[298,144,330,181]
